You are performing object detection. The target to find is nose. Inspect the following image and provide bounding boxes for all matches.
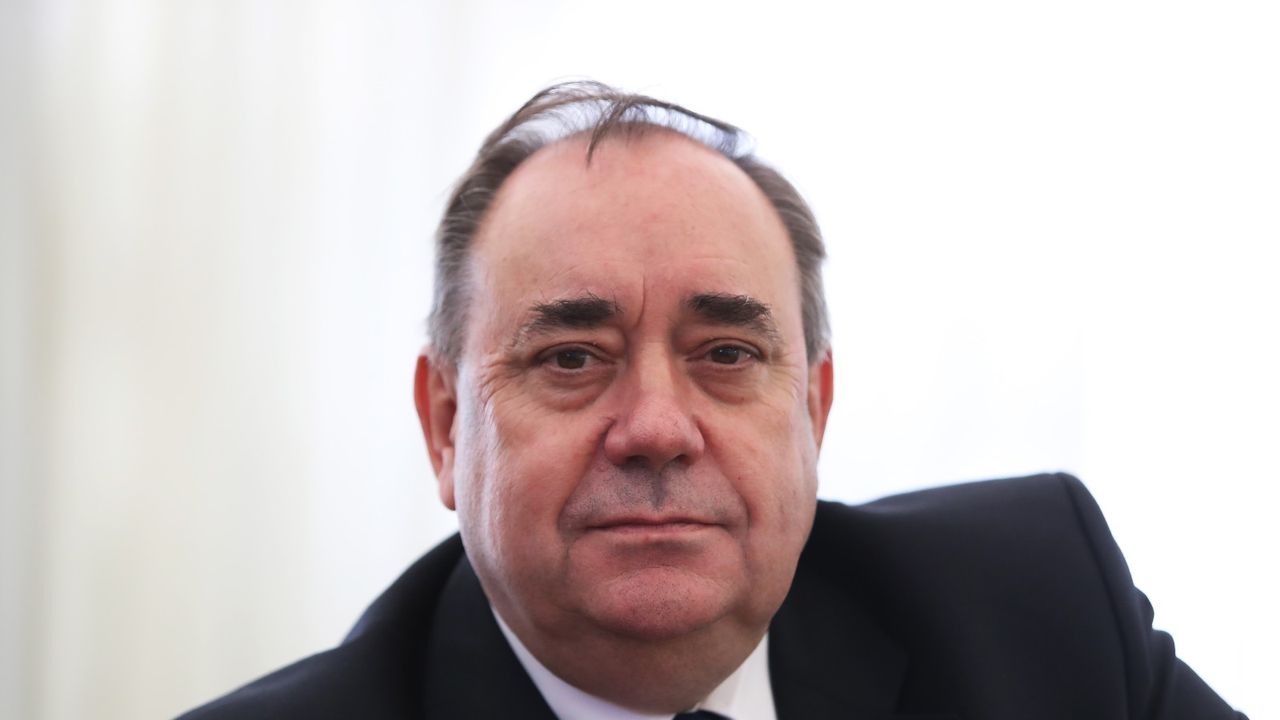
[602,356,705,470]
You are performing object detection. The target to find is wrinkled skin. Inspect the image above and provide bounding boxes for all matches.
[416,130,833,712]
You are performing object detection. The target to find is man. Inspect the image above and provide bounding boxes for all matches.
[180,82,1246,719]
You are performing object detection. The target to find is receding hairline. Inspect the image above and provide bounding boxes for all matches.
[471,126,792,259]
[479,126,740,215]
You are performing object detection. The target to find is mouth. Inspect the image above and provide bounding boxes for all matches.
[587,517,718,534]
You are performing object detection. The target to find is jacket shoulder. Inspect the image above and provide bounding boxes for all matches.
[806,473,1245,719]
[811,472,1108,576]
[175,643,387,720]
[175,535,466,720]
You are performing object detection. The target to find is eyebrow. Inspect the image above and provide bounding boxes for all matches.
[509,291,781,347]
[687,293,781,343]
[514,293,622,344]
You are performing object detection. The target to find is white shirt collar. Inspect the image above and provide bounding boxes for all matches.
[493,609,777,720]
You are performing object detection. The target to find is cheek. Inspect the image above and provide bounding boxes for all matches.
[719,396,819,536]
[453,383,605,555]
[701,396,817,616]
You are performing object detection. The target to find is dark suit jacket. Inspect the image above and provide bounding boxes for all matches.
[178,473,1246,719]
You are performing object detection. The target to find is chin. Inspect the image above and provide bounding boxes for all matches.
[586,566,739,641]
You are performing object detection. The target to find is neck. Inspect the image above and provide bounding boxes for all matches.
[500,609,765,714]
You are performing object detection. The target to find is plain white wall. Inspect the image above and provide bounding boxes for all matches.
[3,1,1276,718]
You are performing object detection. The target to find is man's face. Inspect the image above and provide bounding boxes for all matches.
[419,131,832,645]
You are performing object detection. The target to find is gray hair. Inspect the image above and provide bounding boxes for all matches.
[428,81,830,365]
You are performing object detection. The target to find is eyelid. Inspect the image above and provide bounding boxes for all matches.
[534,342,608,367]
[693,340,764,364]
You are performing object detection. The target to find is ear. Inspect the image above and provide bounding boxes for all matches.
[414,350,458,511]
[807,350,834,449]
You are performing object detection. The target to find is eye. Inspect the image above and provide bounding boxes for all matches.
[536,345,605,372]
[552,348,592,370]
[705,344,757,365]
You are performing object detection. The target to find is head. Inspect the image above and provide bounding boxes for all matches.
[414,82,835,709]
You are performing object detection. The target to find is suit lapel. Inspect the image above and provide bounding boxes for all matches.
[422,556,558,719]
[768,558,905,719]
[768,546,957,720]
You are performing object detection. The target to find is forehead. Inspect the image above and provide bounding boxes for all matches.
[467,130,800,337]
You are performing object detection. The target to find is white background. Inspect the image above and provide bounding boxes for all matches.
[2,1,1276,718]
